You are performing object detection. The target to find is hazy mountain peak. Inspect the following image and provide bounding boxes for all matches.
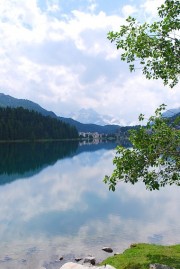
[163,107,180,118]
[68,108,124,126]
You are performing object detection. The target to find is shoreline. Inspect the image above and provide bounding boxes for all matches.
[58,243,180,269]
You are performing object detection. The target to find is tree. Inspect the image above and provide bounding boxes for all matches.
[0,107,79,141]
[107,0,180,88]
[104,105,180,190]
[104,0,180,190]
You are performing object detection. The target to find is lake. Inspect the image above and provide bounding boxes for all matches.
[0,141,179,269]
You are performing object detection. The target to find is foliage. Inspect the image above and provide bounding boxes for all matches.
[0,107,78,141]
[101,243,180,269]
[105,0,180,190]
[107,0,180,88]
[104,105,180,190]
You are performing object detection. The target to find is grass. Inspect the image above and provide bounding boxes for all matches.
[101,244,180,269]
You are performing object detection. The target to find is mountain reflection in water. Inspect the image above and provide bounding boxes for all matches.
[0,141,118,185]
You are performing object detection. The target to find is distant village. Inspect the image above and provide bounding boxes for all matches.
[78,131,131,146]
[79,131,116,140]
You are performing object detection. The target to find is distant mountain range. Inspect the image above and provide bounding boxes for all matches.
[162,107,180,118]
[0,93,120,134]
[1,93,179,134]
[68,108,123,126]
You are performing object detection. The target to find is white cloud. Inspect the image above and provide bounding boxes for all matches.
[122,5,138,17]
[141,0,165,19]
[48,10,124,55]
[0,0,179,124]
[47,0,60,12]
[87,0,98,12]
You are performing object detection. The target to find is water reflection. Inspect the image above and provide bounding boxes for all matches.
[0,141,117,185]
[0,143,179,269]
[0,141,78,184]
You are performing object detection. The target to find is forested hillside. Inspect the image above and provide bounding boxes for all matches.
[0,93,57,118]
[0,93,121,134]
[0,107,78,141]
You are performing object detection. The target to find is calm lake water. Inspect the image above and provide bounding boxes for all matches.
[0,141,179,269]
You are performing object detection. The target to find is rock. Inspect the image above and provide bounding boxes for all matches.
[102,247,113,253]
[103,266,116,269]
[59,256,64,261]
[149,264,175,269]
[114,253,120,256]
[60,262,92,269]
[84,256,96,265]
[60,263,85,269]
[60,262,116,269]
[75,258,83,262]
[130,243,137,248]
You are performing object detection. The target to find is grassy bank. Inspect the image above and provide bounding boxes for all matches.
[101,244,180,269]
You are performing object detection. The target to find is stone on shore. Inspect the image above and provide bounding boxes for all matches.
[75,258,83,262]
[149,264,175,269]
[60,262,116,269]
[102,247,113,253]
[84,256,96,265]
[114,253,120,256]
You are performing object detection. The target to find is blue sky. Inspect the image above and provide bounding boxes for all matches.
[0,0,179,125]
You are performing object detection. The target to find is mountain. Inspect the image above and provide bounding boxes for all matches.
[0,93,56,118]
[59,116,120,133]
[0,93,120,134]
[163,107,180,118]
[68,108,123,126]
[167,112,180,130]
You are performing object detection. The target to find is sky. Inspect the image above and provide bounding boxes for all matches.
[0,0,179,125]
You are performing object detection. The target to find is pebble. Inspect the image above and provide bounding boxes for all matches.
[102,247,113,253]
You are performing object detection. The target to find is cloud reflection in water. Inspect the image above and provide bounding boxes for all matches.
[0,143,179,269]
